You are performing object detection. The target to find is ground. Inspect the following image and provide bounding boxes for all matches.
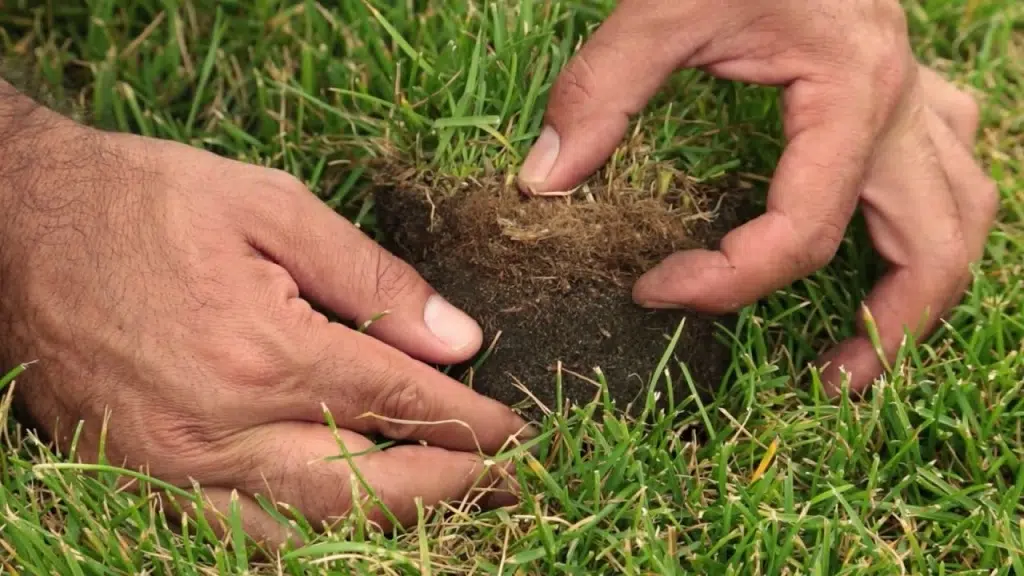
[0,1,1022,574]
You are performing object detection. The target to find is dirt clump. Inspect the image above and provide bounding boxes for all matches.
[372,161,746,423]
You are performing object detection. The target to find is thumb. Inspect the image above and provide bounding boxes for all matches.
[241,168,483,365]
[517,2,713,194]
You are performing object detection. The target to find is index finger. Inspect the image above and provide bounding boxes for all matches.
[632,82,871,313]
[263,323,533,455]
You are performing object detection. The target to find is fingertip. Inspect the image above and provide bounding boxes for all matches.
[632,250,744,313]
[632,252,692,307]
[422,294,484,360]
[522,4,694,195]
[361,293,483,367]
[491,414,542,458]
[477,459,522,510]
[816,337,884,398]
[481,485,520,510]
[193,487,304,556]
[491,408,534,455]
[517,125,561,194]
[519,421,541,442]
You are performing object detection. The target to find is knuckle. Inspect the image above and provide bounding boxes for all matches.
[282,297,329,330]
[869,45,909,102]
[252,169,312,220]
[855,2,911,108]
[877,0,908,29]
[240,169,312,234]
[797,221,844,273]
[263,167,310,197]
[212,329,304,392]
[256,263,301,304]
[549,52,600,114]
[372,378,430,440]
[130,410,234,483]
[364,247,420,307]
[216,343,279,386]
[937,232,971,275]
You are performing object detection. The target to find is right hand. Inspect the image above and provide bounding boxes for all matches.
[0,85,530,547]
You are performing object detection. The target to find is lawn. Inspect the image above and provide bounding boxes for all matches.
[1,0,1022,574]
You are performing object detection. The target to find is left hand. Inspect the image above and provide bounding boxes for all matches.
[0,94,529,547]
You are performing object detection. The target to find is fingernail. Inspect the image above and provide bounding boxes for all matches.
[518,125,560,191]
[424,294,480,352]
[633,265,686,309]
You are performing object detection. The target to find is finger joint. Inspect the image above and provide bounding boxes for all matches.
[372,379,431,441]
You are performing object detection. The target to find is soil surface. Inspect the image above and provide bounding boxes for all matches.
[372,163,748,423]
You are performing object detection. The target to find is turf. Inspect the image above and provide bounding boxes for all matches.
[1,0,1022,574]
[372,167,741,422]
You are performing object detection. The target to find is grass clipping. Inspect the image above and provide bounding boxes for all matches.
[371,156,745,420]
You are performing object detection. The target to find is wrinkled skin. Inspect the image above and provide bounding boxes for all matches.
[0,84,530,548]
[519,0,999,394]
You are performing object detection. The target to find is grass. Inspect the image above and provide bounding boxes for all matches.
[1,0,1022,573]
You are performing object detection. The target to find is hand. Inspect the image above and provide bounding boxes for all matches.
[517,0,999,394]
[0,82,530,547]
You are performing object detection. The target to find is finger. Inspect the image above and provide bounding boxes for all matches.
[816,265,955,395]
[234,422,519,531]
[191,488,302,553]
[57,426,294,549]
[263,323,531,454]
[239,168,482,365]
[918,65,980,147]
[925,108,1000,262]
[633,83,872,313]
[517,1,714,194]
[818,113,969,395]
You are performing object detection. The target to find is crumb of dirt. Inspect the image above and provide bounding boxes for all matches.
[371,160,748,423]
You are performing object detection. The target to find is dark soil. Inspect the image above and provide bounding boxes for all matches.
[372,163,748,423]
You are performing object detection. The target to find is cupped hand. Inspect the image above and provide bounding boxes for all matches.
[518,0,999,394]
[0,87,530,547]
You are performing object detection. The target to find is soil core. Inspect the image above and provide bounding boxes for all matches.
[372,162,746,423]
